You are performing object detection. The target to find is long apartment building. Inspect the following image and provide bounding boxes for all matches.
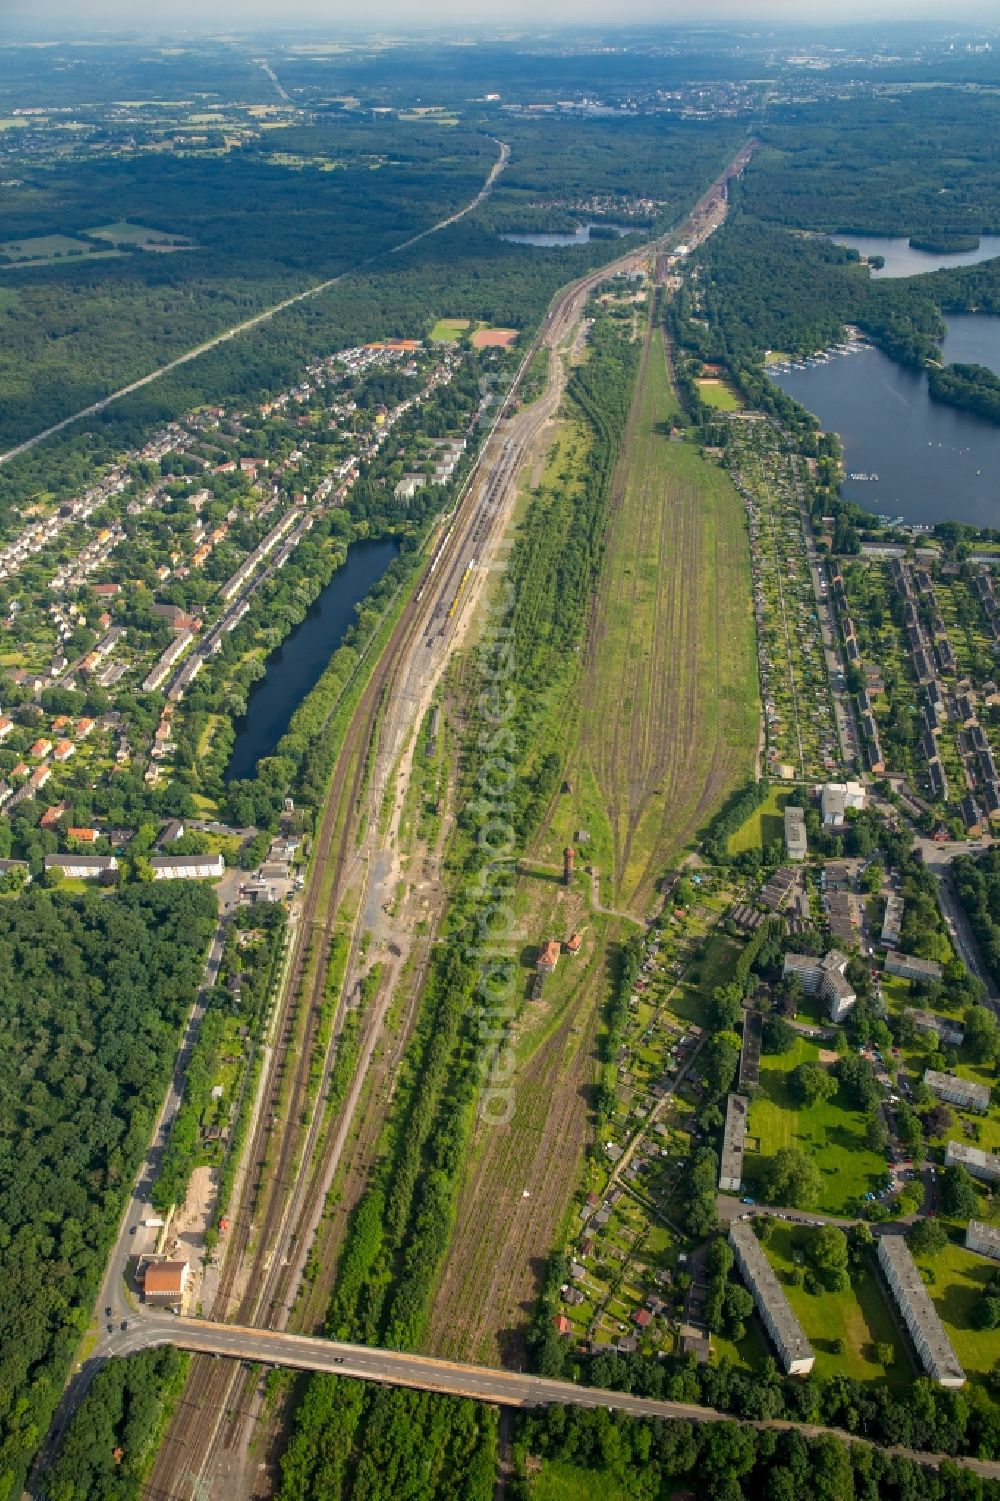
[729,1221,815,1376]
[877,1235,965,1387]
[925,1069,991,1115]
[719,1093,748,1193]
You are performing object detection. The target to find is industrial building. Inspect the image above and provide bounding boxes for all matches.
[729,1221,815,1375]
[877,1235,964,1387]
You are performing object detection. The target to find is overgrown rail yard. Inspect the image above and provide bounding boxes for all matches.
[19,91,1000,1501]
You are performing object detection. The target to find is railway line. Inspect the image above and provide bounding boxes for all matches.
[30,141,757,1501]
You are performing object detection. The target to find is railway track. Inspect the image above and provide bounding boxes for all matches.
[140,144,755,1499]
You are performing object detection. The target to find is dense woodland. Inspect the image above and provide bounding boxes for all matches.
[40,1348,188,1501]
[0,884,216,1499]
[513,1404,1000,1500]
[954,849,1000,988]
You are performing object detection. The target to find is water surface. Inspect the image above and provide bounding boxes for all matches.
[771,340,1000,529]
[500,222,641,247]
[831,232,1000,278]
[225,537,400,783]
[941,312,1000,378]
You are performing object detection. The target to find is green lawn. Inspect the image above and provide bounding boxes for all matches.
[697,378,741,410]
[429,317,470,342]
[728,784,792,854]
[0,232,97,261]
[88,220,192,246]
[746,1036,886,1214]
[913,1238,1000,1381]
[763,1224,909,1388]
[529,1460,654,1501]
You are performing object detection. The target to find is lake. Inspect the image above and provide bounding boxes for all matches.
[942,312,1000,377]
[831,232,1000,278]
[771,330,1000,529]
[224,536,400,783]
[500,222,641,247]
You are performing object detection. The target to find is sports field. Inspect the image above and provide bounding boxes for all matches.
[429,317,470,342]
[575,323,759,912]
[696,376,741,410]
[746,1036,885,1214]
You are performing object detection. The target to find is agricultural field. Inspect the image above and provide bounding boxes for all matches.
[543,323,759,914]
[745,1035,887,1214]
[762,1223,909,1388]
[730,421,840,781]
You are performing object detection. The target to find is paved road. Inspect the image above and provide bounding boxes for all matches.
[914,835,999,1004]
[86,1311,1000,1479]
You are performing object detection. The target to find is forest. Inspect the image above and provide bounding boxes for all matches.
[743,89,1000,238]
[40,1348,188,1501]
[513,1403,1000,1501]
[0,883,216,1499]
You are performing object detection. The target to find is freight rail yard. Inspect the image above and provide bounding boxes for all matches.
[38,146,754,1501]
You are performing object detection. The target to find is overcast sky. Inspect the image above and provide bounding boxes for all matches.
[2,0,997,33]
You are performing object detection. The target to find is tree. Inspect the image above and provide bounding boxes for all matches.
[964,1004,1000,1064]
[940,1164,979,1220]
[710,984,744,1032]
[808,1226,850,1291]
[974,1296,1000,1331]
[763,1149,823,1209]
[874,1340,896,1367]
[790,1061,837,1106]
[908,1218,948,1256]
[702,1030,741,1098]
[763,1014,795,1054]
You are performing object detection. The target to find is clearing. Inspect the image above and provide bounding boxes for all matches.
[88,220,194,248]
[429,317,471,342]
[696,377,741,410]
[728,784,793,855]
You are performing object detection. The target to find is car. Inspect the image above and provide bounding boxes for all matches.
[333,1356,345,1364]
[741,1196,755,1205]
[105,1306,112,1317]
[107,1324,114,1334]
[120,1321,128,1332]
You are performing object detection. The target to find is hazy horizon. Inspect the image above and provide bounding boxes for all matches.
[3,0,999,37]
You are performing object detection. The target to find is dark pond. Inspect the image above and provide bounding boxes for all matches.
[224,536,400,783]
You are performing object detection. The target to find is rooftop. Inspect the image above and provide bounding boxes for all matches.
[730,1220,814,1368]
[877,1235,964,1386]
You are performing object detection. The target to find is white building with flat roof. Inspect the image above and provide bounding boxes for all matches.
[945,1140,1000,1183]
[783,949,856,1023]
[925,1070,990,1115]
[784,805,808,862]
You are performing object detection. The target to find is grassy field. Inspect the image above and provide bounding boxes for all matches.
[89,220,192,246]
[746,1036,886,1214]
[763,1224,910,1388]
[913,1238,1000,1380]
[0,232,98,261]
[547,323,759,914]
[529,1460,652,1501]
[728,784,792,854]
[429,317,470,342]
[696,377,741,410]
